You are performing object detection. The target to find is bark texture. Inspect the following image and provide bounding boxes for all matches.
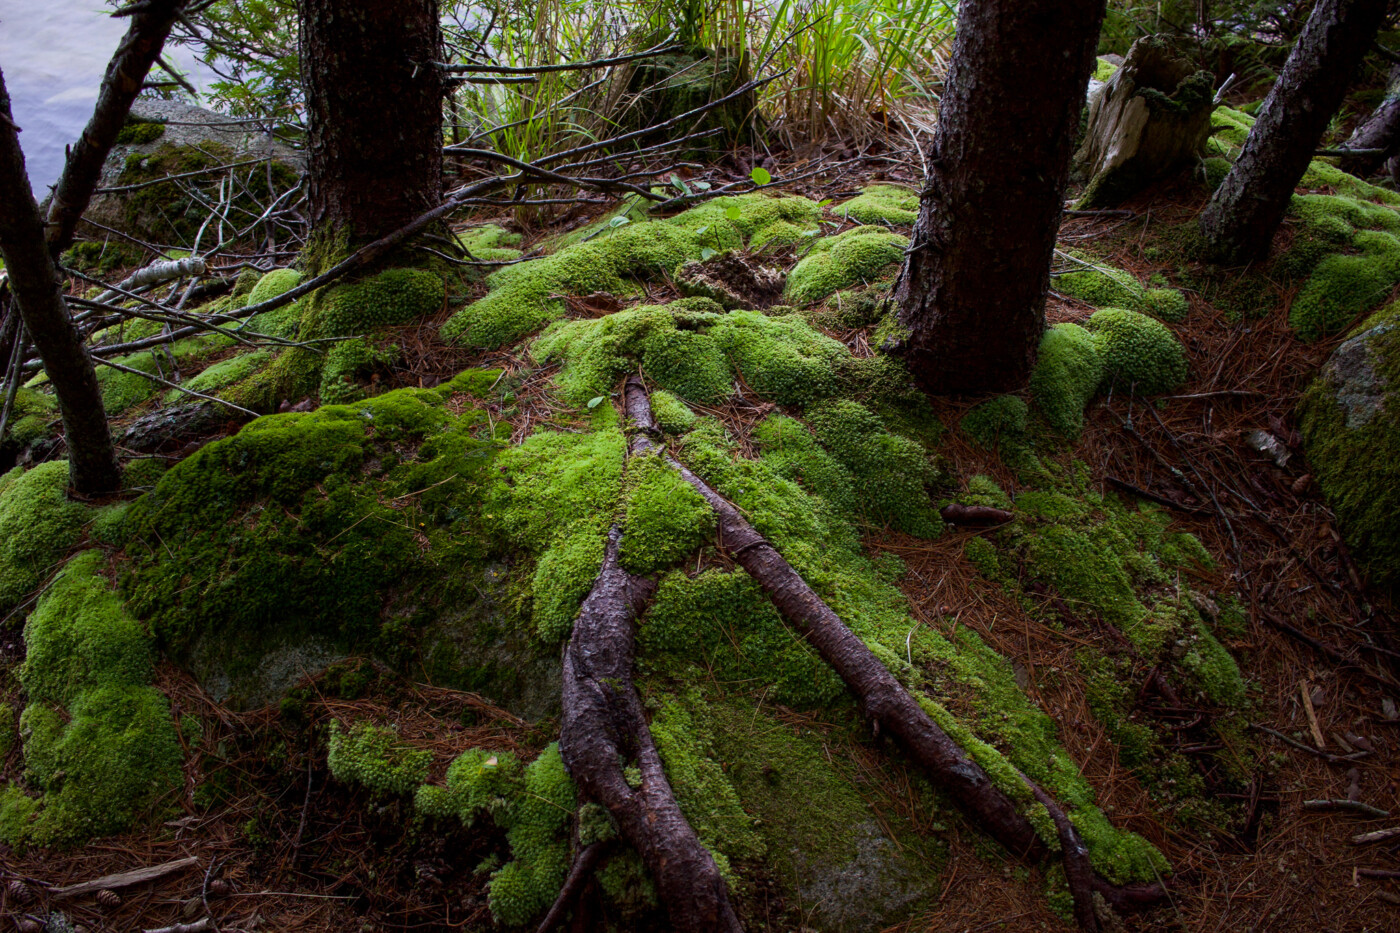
[300,0,444,242]
[44,0,187,255]
[1075,37,1215,208]
[1199,0,1388,264]
[624,374,1168,929]
[892,0,1106,394]
[557,525,742,933]
[1339,62,1400,176]
[0,69,121,495]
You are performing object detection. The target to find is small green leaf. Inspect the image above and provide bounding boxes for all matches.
[701,247,716,260]
[725,206,742,221]
[587,396,605,409]
[818,198,833,207]
[750,166,772,186]
[609,215,631,228]
[801,229,820,237]
[670,173,691,196]
[695,225,709,236]
[693,180,712,191]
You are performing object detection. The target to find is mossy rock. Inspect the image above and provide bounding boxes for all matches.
[1056,252,1189,322]
[1300,301,1400,591]
[0,461,90,614]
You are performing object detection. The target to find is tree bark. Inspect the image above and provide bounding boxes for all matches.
[1198,0,1388,265]
[300,0,444,244]
[891,0,1106,395]
[44,0,188,256]
[1339,62,1400,175]
[0,69,121,496]
[558,524,742,933]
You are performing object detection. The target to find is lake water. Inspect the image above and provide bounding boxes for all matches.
[0,0,213,195]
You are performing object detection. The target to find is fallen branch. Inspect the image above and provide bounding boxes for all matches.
[1303,799,1390,818]
[622,375,1165,928]
[53,855,199,899]
[142,920,210,933]
[1351,826,1400,846]
[557,524,741,932]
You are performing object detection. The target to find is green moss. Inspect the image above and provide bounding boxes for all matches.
[20,551,151,707]
[486,743,576,927]
[1056,253,1189,322]
[783,227,907,305]
[962,475,1013,510]
[304,267,445,339]
[1093,57,1120,82]
[1084,308,1189,393]
[752,414,856,514]
[960,396,1030,453]
[443,194,822,349]
[2,389,56,450]
[530,529,605,643]
[750,220,811,250]
[835,185,919,226]
[641,569,843,709]
[0,461,89,614]
[457,224,524,262]
[1030,324,1104,438]
[619,452,715,574]
[804,400,941,537]
[0,703,15,758]
[98,351,163,414]
[1209,106,1255,150]
[164,351,271,404]
[1291,232,1400,341]
[115,116,166,146]
[327,720,432,798]
[649,389,698,433]
[711,310,847,404]
[318,339,398,405]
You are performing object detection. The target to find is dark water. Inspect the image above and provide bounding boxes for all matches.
[0,0,213,195]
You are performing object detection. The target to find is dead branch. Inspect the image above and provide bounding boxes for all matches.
[53,855,199,898]
[437,41,681,75]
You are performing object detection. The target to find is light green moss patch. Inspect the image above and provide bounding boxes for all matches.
[1030,324,1104,438]
[619,451,715,574]
[1085,308,1189,393]
[304,267,445,339]
[327,720,432,797]
[457,224,524,262]
[1,551,181,849]
[1056,253,1189,322]
[164,350,271,404]
[649,389,698,433]
[784,227,907,305]
[752,414,857,514]
[961,396,1030,454]
[835,185,919,226]
[0,461,89,614]
[443,194,822,349]
[2,389,56,450]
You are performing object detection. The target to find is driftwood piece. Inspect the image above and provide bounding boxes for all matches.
[622,375,1165,927]
[53,855,200,899]
[557,525,741,932]
[1074,37,1214,208]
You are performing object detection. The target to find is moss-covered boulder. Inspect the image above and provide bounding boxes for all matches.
[1300,300,1400,591]
[0,461,90,614]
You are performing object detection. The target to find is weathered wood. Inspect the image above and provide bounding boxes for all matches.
[1199,0,1388,264]
[891,0,1106,393]
[53,856,200,899]
[1075,37,1214,208]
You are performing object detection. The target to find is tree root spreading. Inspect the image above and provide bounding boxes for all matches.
[622,373,1166,931]
[555,523,742,932]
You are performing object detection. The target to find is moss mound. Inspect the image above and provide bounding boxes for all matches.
[784,227,907,305]
[1030,323,1105,438]
[1056,253,1189,322]
[441,194,822,349]
[834,185,919,225]
[1,551,181,848]
[0,461,90,614]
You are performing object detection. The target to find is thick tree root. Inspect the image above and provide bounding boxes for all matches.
[623,374,1165,930]
[556,523,743,932]
[533,841,607,933]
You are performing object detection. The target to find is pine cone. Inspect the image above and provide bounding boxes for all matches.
[6,879,33,905]
[96,888,122,908]
[15,918,43,933]
[208,879,230,897]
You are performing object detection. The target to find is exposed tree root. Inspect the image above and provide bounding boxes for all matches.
[622,374,1166,931]
[556,523,743,932]
[533,841,607,933]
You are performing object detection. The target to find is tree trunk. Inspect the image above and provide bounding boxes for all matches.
[1339,61,1400,175]
[0,70,122,496]
[300,0,444,245]
[890,0,1106,395]
[1074,37,1215,208]
[1198,0,1387,265]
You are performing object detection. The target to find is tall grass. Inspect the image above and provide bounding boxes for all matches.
[445,0,956,160]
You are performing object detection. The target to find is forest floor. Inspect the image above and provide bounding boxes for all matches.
[4,137,1400,933]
